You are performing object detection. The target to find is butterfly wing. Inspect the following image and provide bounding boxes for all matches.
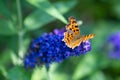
[62,32,73,46]
[63,16,81,48]
[62,32,82,49]
[68,36,84,49]
[63,16,95,49]
[68,34,95,49]
[66,16,80,36]
[82,34,95,42]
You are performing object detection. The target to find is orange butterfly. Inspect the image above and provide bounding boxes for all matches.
[62,16,95,49]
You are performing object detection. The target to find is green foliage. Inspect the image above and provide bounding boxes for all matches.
[0,20,16,35]
[24,0,76,31]
[0,0,120,80]
[111,0,120,18]
[73,54,97,80]
[8,66,31,80]
[26,0,67,24]
[0,1,12,20]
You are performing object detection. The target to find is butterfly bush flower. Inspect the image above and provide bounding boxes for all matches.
[108,32,120,59]
[24,28,92,68]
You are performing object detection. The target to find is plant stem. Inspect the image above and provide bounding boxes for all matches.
[18,31,24,59]
[16,0,24,61]
[46,65,51,80]
[16,0,22,30]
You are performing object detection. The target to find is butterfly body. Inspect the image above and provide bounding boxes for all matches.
[62,16,95,49]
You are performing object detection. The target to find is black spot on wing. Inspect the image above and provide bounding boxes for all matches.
[75,26,78,28]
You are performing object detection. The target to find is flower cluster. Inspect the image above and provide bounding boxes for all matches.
[108,32,120,59]
[24,28,91,68]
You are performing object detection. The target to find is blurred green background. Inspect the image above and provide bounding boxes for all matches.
[0,0,120,80]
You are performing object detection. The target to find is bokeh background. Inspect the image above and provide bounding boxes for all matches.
[0,0,120,80]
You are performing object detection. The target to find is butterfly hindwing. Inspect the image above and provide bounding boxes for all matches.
[82,34,95,42]
[69,36,83,49]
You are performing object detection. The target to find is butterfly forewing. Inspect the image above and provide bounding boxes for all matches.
[62,32,74,45]
[66,16,80,35]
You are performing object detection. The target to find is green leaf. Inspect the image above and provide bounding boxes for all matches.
[111,0,120,18]
[26,0,67,24]
[48,64,68,80]
[31,67,46,80]
[0,20,16,35]
[31,64,69,80]
[8,66,31,80]
[24,0,76,31]
[72,54,97,80]
[112,4,120,18]
[53,1,77,14]
[11,53,19,65]
[90,71,106,80]
[0,1,12,20]
[0,49,13,66]
[0,66,8,78]
[24,10,55,31]
[0,49,14,79]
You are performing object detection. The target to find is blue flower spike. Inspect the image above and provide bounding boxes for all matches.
[24,28,92,68]
[108,32,120,59]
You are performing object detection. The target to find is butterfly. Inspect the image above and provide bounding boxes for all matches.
[62,16,95,49]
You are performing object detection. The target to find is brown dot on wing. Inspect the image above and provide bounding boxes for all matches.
[73,30,75,32]
[67,34,69,37]
[66,38,69,42]
[76,29,79,31]
[69,28,72,30]
[75,26,78,28]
